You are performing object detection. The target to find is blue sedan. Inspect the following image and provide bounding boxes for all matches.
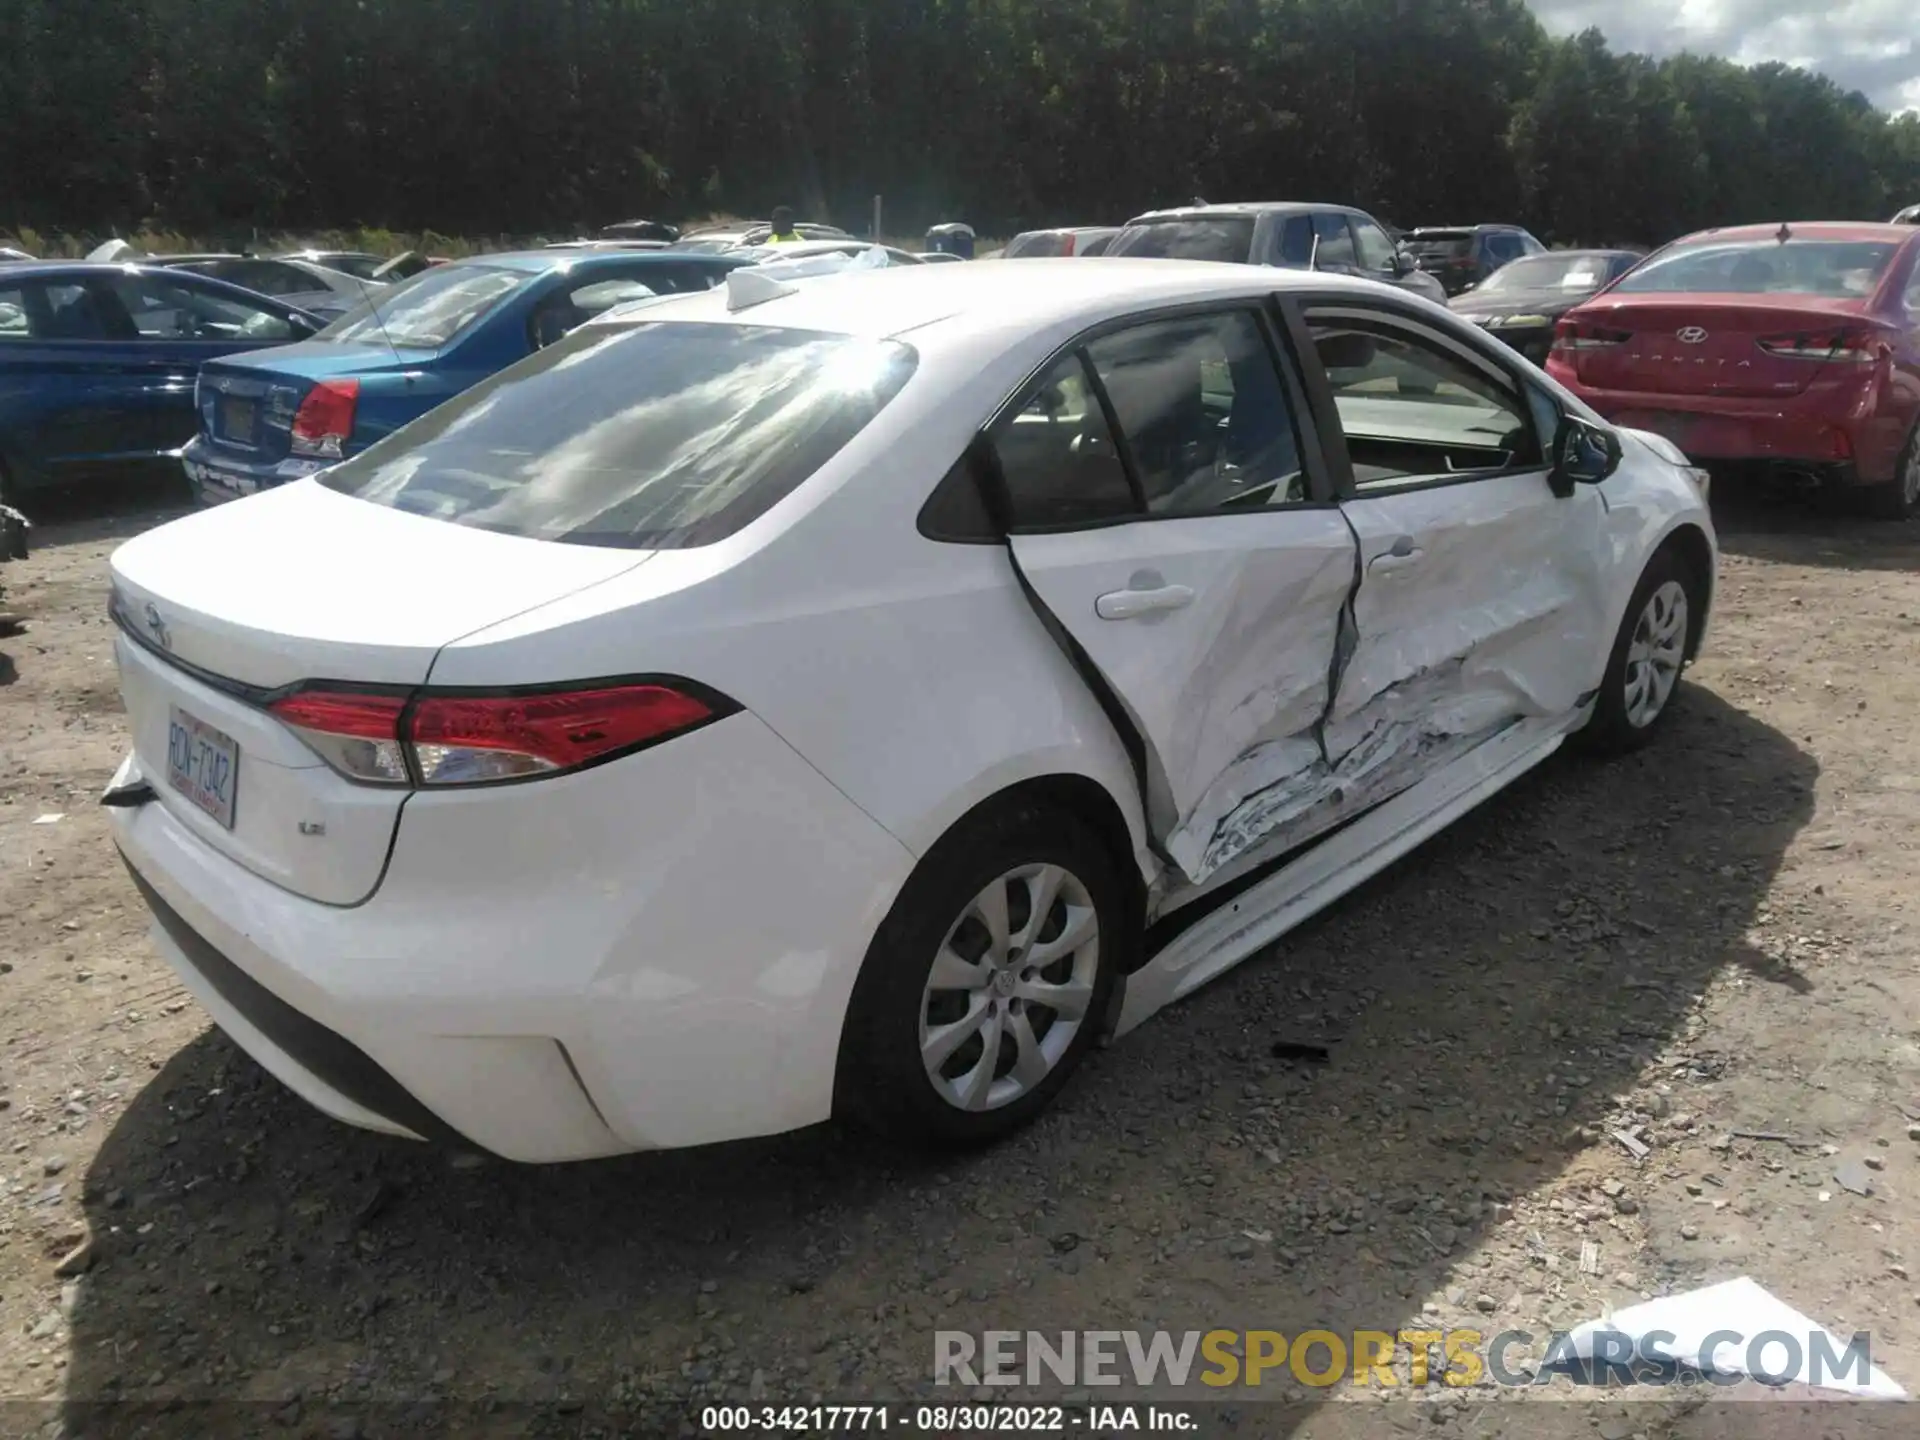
[0,264,321,504]
[184,249,752,504]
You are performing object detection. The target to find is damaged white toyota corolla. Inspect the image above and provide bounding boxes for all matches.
[104,259,1715,1159]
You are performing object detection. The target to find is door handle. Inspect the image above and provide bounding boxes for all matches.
[1095,584,1196,621]
[1369,548,1426,574]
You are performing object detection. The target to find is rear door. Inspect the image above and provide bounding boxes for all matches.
[88,271,309,460]
[1297,297,1609,795]
[1,278,166,477]
[1002,306,1358,883]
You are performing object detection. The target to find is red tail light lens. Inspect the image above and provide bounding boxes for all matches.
[290,379,360,458]
[268,681,727,787]
[1755,328,1878,363]
[269,689,410,784]
[1552,320,1631,352]
[410,685,717,785]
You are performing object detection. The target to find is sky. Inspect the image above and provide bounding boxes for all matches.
[1532,0,1920,113]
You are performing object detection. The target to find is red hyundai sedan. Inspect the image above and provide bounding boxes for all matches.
[1547,222,1920,519]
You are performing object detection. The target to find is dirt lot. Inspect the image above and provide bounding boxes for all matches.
[1,482,1918,1438]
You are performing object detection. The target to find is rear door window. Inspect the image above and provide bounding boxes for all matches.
[0,283,33,339]
[102,274,297,342]
[207,260,316,298]
[1084,311,1308,513]
[321,321,918,548]
[1277,216,1315,267]
[1311,214,1358,270]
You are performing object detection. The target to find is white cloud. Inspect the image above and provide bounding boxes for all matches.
[1531,0,1919,111]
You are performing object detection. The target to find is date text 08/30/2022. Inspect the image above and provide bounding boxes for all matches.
[700,1405,1198,1432]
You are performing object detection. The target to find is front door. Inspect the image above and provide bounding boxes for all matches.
[1000,306,1357,884]
[1299,298,1610,802]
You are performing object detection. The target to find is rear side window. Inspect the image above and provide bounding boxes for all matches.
[991,353,1136,527]
[321,321,917,549]
[1108,217,1255,263]
[316,264,525,348]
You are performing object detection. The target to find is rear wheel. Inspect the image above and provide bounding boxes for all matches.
[1578,548,1698,755]
[835,800,1122,1148]
[1860,426,1919,521]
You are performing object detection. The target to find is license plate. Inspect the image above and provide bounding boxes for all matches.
[166,705,240,830]
[219,394,256,444]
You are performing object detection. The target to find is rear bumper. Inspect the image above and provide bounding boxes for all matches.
[108,711,918,1160]
[1551,370,1905,485]
[181,435,325,506]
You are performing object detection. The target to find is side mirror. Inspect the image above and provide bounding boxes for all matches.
[1555,415,1623,487]
[1391,251,1412,276]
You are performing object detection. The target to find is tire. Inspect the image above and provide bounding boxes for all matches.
[834,799,1123,1149]
[1578,547,1699,756]
[1859,425,1919,521]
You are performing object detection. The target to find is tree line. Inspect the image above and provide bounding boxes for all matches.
[2,0,1917,248]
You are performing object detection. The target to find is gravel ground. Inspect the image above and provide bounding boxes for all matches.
[1,482,1918,1438]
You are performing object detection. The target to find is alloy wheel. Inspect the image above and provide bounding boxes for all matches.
[919,864,1100,1112]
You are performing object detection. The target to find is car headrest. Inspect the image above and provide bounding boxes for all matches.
[1315,331,1377,369]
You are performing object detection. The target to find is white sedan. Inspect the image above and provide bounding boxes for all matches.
[104,260,1715,1159]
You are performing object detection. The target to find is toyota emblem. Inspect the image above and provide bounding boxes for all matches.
[144,601,172,652]
[1675,326,1709,345]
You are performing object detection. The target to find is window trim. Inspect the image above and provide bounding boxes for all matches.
[974,300,1340,538]
[1292,293,1556,501]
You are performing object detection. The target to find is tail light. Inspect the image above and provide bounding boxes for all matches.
[290,378,360,458]
[1755,328,1879,363]
[1552,320,1631,352]
[267,680,730,788]
[1061,234,1079,257]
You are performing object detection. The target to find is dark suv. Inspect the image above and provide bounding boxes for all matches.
[1107,203,1447,302]
[1400,224,1545,295]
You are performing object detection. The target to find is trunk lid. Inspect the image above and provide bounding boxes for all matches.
[109,482,651,904]
[1566,295,1875,398]
[197,343,429,460]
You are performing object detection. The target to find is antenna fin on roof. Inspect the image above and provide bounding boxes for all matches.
[1775,222,1792,243]
[726,267,800,312]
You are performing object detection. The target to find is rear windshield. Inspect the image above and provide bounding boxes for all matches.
[320,321,918,549]
[1107,217,1255,263]
[1004,231,1070,259]
[1611,239,1897,298]
[1406,232,1472,257]
[1479,254,1616,293]
[314,264,525,348]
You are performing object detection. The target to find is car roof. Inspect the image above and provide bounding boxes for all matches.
[1405,224,1527,236]
[624,256,1397,344]
[1669,221,1917,245]
[0,260,243,280]
[1124,203,1350,222]
[1514,247,1640,260]
[452,249,748,275]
